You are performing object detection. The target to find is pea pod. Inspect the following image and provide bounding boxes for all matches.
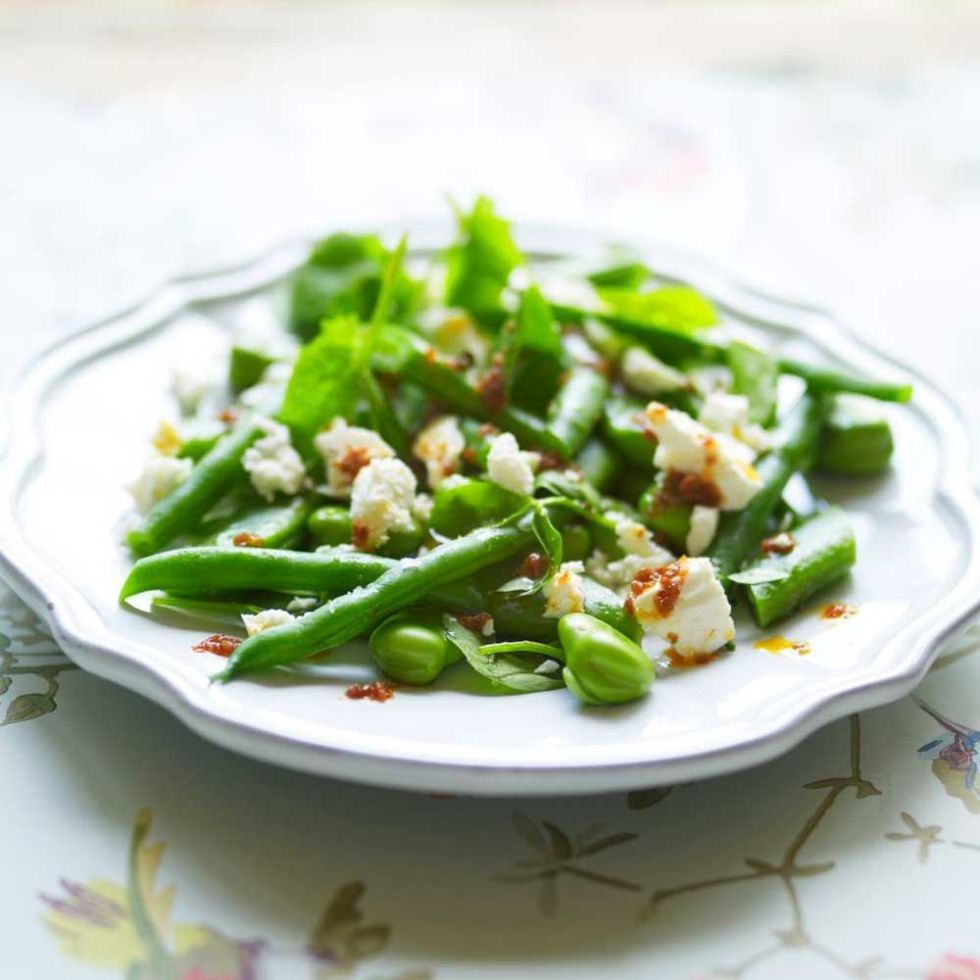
[370,609,463,685]
[127,421,263,557]
[546,366,610,457]
[601,396,655,470]
[217,524,534,679]
[490,577,641,643]
[558,613,654,706]
[742,507,856,627]
[708,391,826,581]
[575,437,624,494]
[817,395,894,476]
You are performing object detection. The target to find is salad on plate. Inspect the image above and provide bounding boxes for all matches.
[119,198,911,707]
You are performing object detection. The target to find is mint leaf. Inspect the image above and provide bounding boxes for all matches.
[279,316,366,444]
[445,196,523,320]
[599,284,717,334]
[443,616,564,694]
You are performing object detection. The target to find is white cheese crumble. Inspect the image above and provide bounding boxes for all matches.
[612,514,673,560]
[349,457,418,550]
[644,402,762,511]
[171,363,218,416]
[543,562,587,619]
[629,556,735,659]
[430,311,490,365]
[586,549,674,597]
[241,608,295,637]
[129,456,192,514]
[699,392,772,453]
[242,417,306,502]
[412,493,434,524]
[314,418,395,499]
[686,505,720,557]
[620,346,688,396]
[413,415,466,489]
[486,432,540,497]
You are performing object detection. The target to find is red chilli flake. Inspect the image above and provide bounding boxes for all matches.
[761,532,796,556]
[232,532,265,548]
[537,450,565,472]
[192,634,241,657]
[663,469,723,508]
[456,611,493,635]
[821,602,857,621]
[345,682,395,702]
[218,407,240,425]
[624,562,685,620]
[476,364,507,412]
[337,445,373,479]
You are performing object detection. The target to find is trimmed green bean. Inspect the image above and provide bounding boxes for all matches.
[546,366,610,457]
[210,496,314,549]
[708,391,826,580]
[217,524,534,678]
[127,421,263,557]
[744,507,856,627]
[817,395,894,475]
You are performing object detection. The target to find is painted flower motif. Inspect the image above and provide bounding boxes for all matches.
[917,701,980,814]
[927,954,980,980]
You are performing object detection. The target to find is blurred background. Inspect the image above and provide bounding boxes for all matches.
[3,0,980,397]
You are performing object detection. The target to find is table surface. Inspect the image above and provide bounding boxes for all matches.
[2,6,980,978]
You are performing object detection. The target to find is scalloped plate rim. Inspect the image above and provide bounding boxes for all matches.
[1,222,978,795]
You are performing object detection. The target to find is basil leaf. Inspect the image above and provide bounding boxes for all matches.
[445,196,524,321]
[598,285,717,335]
[728,567,790,586]
[443,616,564,694]
[279,315,366,446]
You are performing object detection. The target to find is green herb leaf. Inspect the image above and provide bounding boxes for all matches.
[445,196,524,320]
[279,315,366,445]
[430,479,528,538]
[587,262,650,290]
[728,340,779,426]
[443,616,564,694]
[728,567,790,586]
[598,285,717,334]
[479,640,565,661]
[524,504,563,595]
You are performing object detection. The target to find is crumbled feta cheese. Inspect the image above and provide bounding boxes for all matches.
[620,346,688,396]
[412,493,434,523]
[314,418,396,499]
[413,415,466,489]
[239,361,294,409]
[171,363,218,416]
[486,432,539,497]
[242,417,306,502]
[543,563,587,618]
[241,608,295,637]
[586,549,674,597]
[644,402,762,511]
[129,455,192,513]
[686,505,720,557]
[629,556,735,659]
[286,596,319,614]
[612,514,673,560]
[699,392,772,453]
[349,458,418,550]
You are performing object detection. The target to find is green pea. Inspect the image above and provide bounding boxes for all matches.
[558,613,654,706]
[369,609,462,685]
[307,506,352,547]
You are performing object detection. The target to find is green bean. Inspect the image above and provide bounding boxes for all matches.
[374,326,565,454]
[708,391,826,580]
[370,609,463,685]
[121,546,394,600]
[638,478,691,552]
[575,437,624,493]
[490,577,640,643]
[817,395,894,475]
[558,613,654,706]
[600,396,655,470]
[217,524,534,678]
[560,524,592,562]
[743,507,856,627]
[210,496,314,549]
[551,302,912,402]
[175,420,226,462]
[127,421,263,557]
[545,366,609,457]
[728,340,778,426]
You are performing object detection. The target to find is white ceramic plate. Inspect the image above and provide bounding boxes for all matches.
[2,224,978,795]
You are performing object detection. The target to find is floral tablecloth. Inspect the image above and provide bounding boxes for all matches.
[3,40,980,979]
